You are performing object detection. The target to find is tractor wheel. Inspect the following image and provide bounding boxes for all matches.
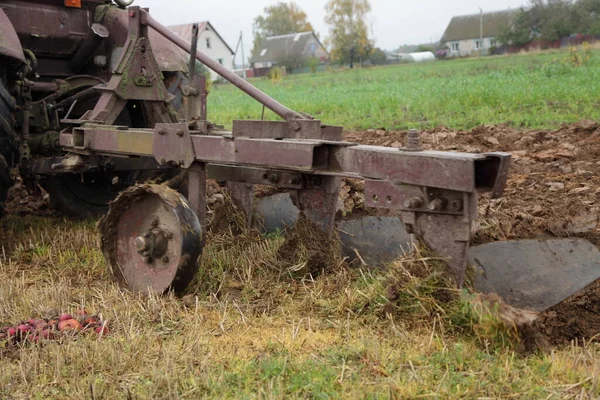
[0,77,18,217]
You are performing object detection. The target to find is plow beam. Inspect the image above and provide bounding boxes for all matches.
[60,122,510,285]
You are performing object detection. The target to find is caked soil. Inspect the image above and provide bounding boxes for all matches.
[344,121,600,346]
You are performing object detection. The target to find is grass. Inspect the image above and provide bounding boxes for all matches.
[209,48,600,131]
[1,215,599,399]
[3,49,600,398]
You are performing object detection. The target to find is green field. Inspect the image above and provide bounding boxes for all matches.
[1,49,600,399]
[210,48,600,131]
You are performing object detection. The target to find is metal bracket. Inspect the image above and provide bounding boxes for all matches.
[153,123,195,168]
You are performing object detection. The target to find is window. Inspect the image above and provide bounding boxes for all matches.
[260,48,268,56]
[206,38,211,49]
[490,39,497,47]
[451,42,459,52]
[475,39,483,50]
[217,58,223,65]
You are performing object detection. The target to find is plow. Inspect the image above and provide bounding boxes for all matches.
[0,0,599,320]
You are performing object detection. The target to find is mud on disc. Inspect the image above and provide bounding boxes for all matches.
[99,184,202,294]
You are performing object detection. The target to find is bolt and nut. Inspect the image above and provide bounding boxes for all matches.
[406,129,422,151]
[428,198,447,212]
[450,199,463,212]
[403,197,424,209]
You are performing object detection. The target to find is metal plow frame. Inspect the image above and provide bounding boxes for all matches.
[35,6,511,292]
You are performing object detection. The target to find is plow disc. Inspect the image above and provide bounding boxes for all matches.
[99,184,202,294]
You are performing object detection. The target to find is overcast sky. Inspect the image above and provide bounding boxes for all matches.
[136,0,527,63]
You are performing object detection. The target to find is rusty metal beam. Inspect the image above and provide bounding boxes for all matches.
[59,126,509,194]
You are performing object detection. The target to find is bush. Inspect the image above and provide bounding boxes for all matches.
[267,66,283,83]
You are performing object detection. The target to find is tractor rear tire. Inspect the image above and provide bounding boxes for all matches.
[0,77,18,217]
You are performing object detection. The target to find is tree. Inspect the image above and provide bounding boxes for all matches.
[499,0,584,47]
[324,0,374,68]
[368,47,387,65]
[251,2,314,60]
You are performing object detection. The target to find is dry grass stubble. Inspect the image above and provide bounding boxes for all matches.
[0,211,599,399]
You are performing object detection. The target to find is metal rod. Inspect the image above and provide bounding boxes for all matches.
[143,12,306,122]
[188,23,199,81]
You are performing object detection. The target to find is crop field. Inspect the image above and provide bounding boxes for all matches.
[2,49,600,399]
[211,47,600,131]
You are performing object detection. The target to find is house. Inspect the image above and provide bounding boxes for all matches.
[168,22,234,81]
[441,9,518,57]
[252,32,328,74]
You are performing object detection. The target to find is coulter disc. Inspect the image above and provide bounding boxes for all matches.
[99,184,202,294]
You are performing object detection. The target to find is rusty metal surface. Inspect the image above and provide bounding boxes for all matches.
[404,193,476,285]
[101,6,188,73]
[333,146,496,193]
[192,136,320,169]
[99,184,202,294]
[292,176,341,231]
[60,125,511,196]
[153,123,195,168]
[0,8,25,63]
[208,165,303,189]
[480,152,512,198]
[232,120,324,140]
[187,163,207,232]
[1,1,89,59]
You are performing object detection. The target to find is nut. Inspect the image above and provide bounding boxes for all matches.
[450,199,463,212]
[176,130,184,137]
[292,122,301,132]
[428,198,447,212]
[403,197,424,209]
[161,256,169,263]
[158,129,166,135]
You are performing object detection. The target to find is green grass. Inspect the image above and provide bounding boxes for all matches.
[209,49,600,131]
[1,215,599,399]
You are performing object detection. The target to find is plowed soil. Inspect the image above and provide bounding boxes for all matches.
[344,121,600,346]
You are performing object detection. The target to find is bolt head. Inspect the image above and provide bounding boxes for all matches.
[135,236,149,253]
[176,130,184,137]
[450,199,463,212]
[292,122,301,132]
[158,157,166,165]
[158,129,166,135]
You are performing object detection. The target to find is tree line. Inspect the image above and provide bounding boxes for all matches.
[251,0,379,71]
[500,0,600,47]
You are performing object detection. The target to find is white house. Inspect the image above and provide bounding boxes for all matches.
[252,32,328,70]
[441,9,518,57]
[168,22,234,81]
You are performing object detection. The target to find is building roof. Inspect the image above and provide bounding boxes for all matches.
[441,9,519,42]
[168,21,234,54]
[252,32,326,63]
